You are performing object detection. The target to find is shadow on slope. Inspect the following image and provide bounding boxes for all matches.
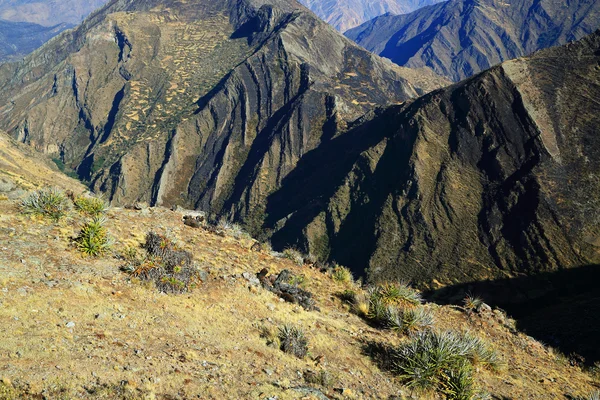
[426,264,600,364]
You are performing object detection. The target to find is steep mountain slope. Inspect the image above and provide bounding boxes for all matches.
[0,18,69,62]
[298,0,444,32]
[0,0,107,26]
[346,0,600,81]
[0,0,448,233]
[265,30,600,286]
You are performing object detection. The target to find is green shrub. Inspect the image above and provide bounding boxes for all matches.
[279,325,309,358]
[402,307,435,333]
[392,330,501,395]
[331,265,353,284]
[20,187,71,221]
[74,194,108,216]
[76,217,113,256]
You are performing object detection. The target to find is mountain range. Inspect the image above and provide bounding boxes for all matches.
[346,0,600,81]
[0,0,108,26]
[297,0,444,31]
[0,18,68,62]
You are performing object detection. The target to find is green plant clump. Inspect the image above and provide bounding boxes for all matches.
[76,217,113,257]
[74,194,108,216]
[331,264,353,284]
[20,187,71,221]
[392,330,501,398]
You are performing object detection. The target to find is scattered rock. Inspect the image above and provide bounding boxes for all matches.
[134,202,148,211]
[183,214,205,228]
[65,321,75,328]
[258,269,318,311]
[242,272,260,286]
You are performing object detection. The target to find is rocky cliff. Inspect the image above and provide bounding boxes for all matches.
[346,0,600,81]
[297,0,444,32]
[266,31,600,285]
[0,0,448,236]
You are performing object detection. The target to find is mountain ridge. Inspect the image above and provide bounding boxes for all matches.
[346,0,600,81]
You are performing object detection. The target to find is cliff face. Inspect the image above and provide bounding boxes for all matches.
[0,0,448,229]
[346,0,600,81]
[297,0,444,32]
[266,31,600,285]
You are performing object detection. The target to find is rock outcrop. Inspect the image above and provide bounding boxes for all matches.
[346,0,600,81]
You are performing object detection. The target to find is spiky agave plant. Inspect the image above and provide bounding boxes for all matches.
[20,187,71,221]
[76,216,113,256]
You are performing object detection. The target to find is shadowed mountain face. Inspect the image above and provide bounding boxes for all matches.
[0,0,448,245]
[0,0,108,26]
[0,19,69,62]
[265,31,600,286]
[346,0,600,81]
[297,0,444,32]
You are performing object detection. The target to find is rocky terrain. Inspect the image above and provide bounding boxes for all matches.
[346,0,600,81]
[0,0,108,26]
[297,0,444,32]
[0,18,69,62]
[0,141,598,399]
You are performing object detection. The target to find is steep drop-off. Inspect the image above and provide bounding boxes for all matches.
[266,31,600,286]
[346,0,600,81]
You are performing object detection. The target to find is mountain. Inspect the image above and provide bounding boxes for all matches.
[346,0,600,81]
[0,0,448,245]
[0,0,108,26]
[265,30,600,287]
[297,0,444,32]
[0,18,70,62]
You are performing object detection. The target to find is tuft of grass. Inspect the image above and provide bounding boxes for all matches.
[76,217,113,257]
[20,187,71,221]
[391,330,502,395]
[283,248,305,266]
[279,325,309,359]
[463,294,484,314]
[304,369,334,388]
[331,264,353,284]
[73,193,108,216]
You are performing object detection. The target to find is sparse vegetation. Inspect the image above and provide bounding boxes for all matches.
[331,264,353,284]
[76,217,113,256]
[279,325,309,358]
[374,282,422,306]
[73,193,108,216]
[20,187,71,221]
